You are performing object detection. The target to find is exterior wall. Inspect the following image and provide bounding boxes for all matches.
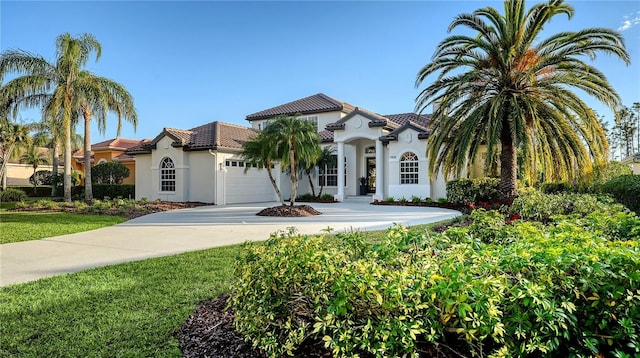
[386,130,430,200]
[187,151,216,203]
[120,161,136,184]
[6,163,55,186]
[249,111,345,132]
[148,136,189,202]
[134,155,152,200]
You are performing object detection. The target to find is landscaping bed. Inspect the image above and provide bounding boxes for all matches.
[180,192,640,358]
[256,205,322,217]
[9,199,211,220]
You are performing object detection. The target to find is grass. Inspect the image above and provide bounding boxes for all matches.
[0,211,126,244]
[0,217,464,357]
[0,245,239,357]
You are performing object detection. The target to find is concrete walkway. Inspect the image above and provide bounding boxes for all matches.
[0,200,460,287]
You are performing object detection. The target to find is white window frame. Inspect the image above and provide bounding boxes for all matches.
[297,115,319,131]
[318,155,346,187]
[160,157,176,192]
[400,152,419,184]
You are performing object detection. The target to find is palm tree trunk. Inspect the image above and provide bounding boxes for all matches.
[306,169,316,197]
[499,117,518,202]
[83,108,93,202]
[265,161,285,206]
[289,148,297,206]
[63,103,72,202]
[0,143,15,191]
[51,144,59,197]
[32,165,37,195]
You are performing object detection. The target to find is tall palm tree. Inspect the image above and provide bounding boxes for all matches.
[0,121,31,190]
[0,33,137,202]
[241,128,286,206]
[77,73,137,201]
[268,116,320,206]
[20,144,50,194]
[415,0,629,200]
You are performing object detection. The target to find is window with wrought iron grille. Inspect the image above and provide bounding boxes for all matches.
[400,152,419,184]
[160,157,176,192]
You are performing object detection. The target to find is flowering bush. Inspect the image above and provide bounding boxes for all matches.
[232,208,640,357]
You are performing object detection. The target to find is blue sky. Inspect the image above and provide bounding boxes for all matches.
[2,1,639,142]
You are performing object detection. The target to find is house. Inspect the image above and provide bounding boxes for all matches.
[621,153,640,174]
[129,93,465,204]
[72,138,146,185]
[3,146,56,186]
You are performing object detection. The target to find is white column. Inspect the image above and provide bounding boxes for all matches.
[374,139,384,201]
[335,141,345,202]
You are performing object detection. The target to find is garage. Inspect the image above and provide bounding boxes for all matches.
[224,160,277,204]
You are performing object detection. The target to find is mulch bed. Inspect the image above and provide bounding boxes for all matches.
[256,205,322,217]
[10,201,211,220]
[177,294,332,358]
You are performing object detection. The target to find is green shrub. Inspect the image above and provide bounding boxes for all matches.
[232,218,640,358]
[296,193,315,200]
[91,184,135,200]
[28,170,62,186]
[8,185,55,197]
[511,191,625,222]
[446,177,500,204]
[410,195,422,203]
[319,193,334,201]
[385,196,394,202]
[0,188,27,202]
[539,181,572,194]
[600,174,640,213]
[91,162,130,184]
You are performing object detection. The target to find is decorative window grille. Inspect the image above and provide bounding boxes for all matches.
[160,157,176,192]
[400,152,419,184]
[318,155,345,187]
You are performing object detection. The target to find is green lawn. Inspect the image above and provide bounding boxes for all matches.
[0,213,461,357]
[0,211,126,244]
[0,245,239,357]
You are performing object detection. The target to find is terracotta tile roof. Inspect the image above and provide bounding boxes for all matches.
[326,107,395,131]
[318,130,334,143]
[127,121,258,154]
[384,113,431,128]
[246,93,355,120]
[73,138,146,159]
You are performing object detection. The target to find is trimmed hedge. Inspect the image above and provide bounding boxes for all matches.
[446,177,500,204]
[600,174,640,213]
[91,184,135,200]
[0,188,27,202]
[9,186,56,197]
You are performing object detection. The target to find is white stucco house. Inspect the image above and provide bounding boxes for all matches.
[621,153,640,174]
[128,93,455,204]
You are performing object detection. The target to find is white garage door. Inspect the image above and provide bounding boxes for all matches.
[225,166,277,204]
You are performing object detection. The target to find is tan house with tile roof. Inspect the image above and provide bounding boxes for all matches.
[128,121,280,204]
[128,93,481,204]
[72,138,147,185]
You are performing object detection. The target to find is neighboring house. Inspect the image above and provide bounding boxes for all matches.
[4,146,55,186]
[72,138,146,185]
[129,93,483,204]
[621,153,640,174]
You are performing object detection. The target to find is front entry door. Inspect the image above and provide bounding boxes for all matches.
[366,158,376,193]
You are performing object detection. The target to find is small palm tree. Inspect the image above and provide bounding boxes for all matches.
[20,144,50,194]
[268,116,320,206]
[1,33,137,202]
[315,146,336,198]
[415,0,629,201]
[241,128,286,206]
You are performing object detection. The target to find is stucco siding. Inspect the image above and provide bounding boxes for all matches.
[386,131,430,199]
[188,151,215,203]
[134,155,152,200]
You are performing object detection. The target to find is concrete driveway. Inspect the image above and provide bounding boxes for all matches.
[0,200,460,287]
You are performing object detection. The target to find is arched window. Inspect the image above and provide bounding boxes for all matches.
[400,152,419,184]
[97,158,107,165]
[160,157,175,192]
